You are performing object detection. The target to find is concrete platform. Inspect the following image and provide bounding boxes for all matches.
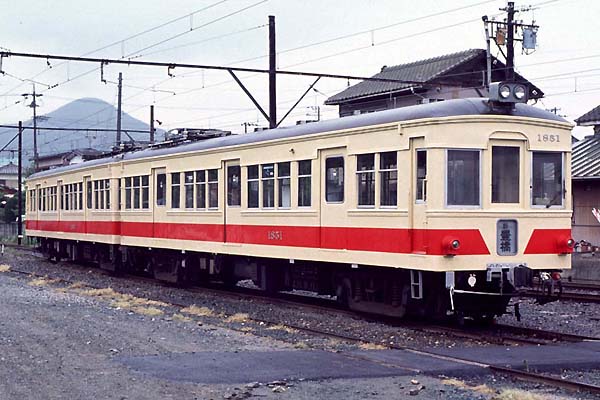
[117,341,600,384]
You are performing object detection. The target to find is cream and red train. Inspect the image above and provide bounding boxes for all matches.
[25,92,574,320]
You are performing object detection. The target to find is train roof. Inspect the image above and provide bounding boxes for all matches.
[29,98,568,180]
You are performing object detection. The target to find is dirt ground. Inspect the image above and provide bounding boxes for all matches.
[0,252,593,400]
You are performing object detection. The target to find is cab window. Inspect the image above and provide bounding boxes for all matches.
[492,146,519,203]
[532,152,563,207]
[326,157,344,203]
[447,150,480,206]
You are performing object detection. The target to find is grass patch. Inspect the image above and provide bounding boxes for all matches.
[172,313,193,323]
[442,379,495,396]
[131,306,164,317]
[492,389,550,400]
[28,276,60,286]
[266,324,298,334]
[0,264,10,272]
[181,305,215,317]
[359,342,387,350]
[225,313,249,323]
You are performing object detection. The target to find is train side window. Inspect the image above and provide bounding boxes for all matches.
[86,181,92,209]
[492,146,519,203]
[125,177,132,209]
[262,164,275,208]
[447,150,480,206]
[195,170,206,208]
[277,162,291,208]
[156,173,166,206]
[171,173,181,209]
[298,160,311,207]
[416,150,427,202]
[133,176,141,209]
[357,154,375,207]
[227,165,241,207]
[247,165,259,208]
[141,176,149,209]
[94,181,100,209]
[326,157,344,203]
[185,172,195,208]
[105,180,111,210]
[380,152,397,207]
[207,169,219,208]
[532,152,563,207]
[78,183,83,210]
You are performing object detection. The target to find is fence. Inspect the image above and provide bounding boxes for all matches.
[0,223,22,239]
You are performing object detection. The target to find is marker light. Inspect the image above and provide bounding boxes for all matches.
[514,85,526,100]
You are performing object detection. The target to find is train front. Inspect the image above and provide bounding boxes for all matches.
[424,83,574,321]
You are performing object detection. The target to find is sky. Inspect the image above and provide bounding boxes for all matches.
[0,0,598,151]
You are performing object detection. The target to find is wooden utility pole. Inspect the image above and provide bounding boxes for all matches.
[505,1,515,81]
[150,105,155,144]
[22,84,42,171]
[268,15,276,129]
[17,121,22,246]
[116,72,123,146]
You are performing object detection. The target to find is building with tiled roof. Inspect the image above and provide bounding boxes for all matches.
[0,162,19,189]
[325,49,543,117]
[572,105,600,245]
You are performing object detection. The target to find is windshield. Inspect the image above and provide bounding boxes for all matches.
[531,152,563,208]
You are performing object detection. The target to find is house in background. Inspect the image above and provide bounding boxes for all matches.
[572,105,600,246]
[325,49,543,117]
[36,148,105,172]
[0,162,19,189]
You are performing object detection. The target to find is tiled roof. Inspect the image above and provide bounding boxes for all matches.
[575,105,600,126]
[572,134,600,179]
[0,162,18,175]
[325,49,542,104]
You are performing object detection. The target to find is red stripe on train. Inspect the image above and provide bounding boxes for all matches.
[524,228,573,254]
[26,220,490,255]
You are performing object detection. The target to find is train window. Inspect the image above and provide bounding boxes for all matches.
[326,157,344,203]
[94,181,100,209]
[133,176,141,209]
[416,150,427,202]
[262,164,275,208]
[247,165,259,208]
[227,165,241,207]
[277,162,291,208]
[78,183,83,210]
[195,170,206,209]
[171,173,181,209]
[142,176,149,209]
[66,185,71,211]
[447,150,480,206]
[357,154,375,207]
[207,169,219,208]
[156,173,166,206]
[185,172,194,208]
[124,177,132,209]
[86,181,92,209]
[298,160,311,207]
[532,152,563,207]
[492,147,519,203]
[38,188,42,211]
[105,180,111,210]
[380,152,397,207]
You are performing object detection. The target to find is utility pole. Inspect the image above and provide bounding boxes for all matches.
[17,121,22,246]
[505,1,515,81]
[149,105,155,144]
[116,72,123,146]
[22,84,42,171]
[482,2,538,85]
[268,15,276,129]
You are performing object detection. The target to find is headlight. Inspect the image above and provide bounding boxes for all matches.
[499,85,511,99]
[514,85,526,100]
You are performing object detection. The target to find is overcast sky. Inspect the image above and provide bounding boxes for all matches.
[0,0,597,143]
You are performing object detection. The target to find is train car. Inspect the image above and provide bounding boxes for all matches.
[25,84,574,321]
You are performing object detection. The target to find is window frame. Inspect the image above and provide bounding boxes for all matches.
[530,151,565,209]
[261,163,275,208]
[325,156,345,204]
[227,165,241,207]
[277,162,291,209]
[356,153,376,208]
[247,165,259,209]
[171,172,181,209]
[379,151,398,208]
[297,160,312,208]
[207,169,219,209]
[415,149,427,204]
[491,145,520,204]
[445,148,482,209]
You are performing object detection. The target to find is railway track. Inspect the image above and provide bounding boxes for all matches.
[3,246,600,395]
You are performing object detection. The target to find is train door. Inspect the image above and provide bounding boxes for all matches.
[319,148,347,249]
[223,160,241,243]
[410,138,427,253]
[152,167,167,238]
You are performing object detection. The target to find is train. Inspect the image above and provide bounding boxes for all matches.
[25,82,574,322]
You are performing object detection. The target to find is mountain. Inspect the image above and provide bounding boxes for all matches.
[0,98,164,164]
